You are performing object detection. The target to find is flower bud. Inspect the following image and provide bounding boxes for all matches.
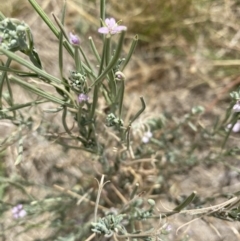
[69,32,80,46]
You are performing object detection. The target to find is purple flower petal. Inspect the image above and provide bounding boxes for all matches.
[142,131,153,143]
[78,93,89,103]
[69,32,80,45]
[145,131,153,138]
[17,204,23,209]
[98,27,110,34]
[12,206,19,214]
[98,17,127,35]
[18,209,27,218]
[12,204,27,219]
[166,225,172,232]
[227,121,240,133]
[106,18,116,27]
[233,101,240,112]
[142,136,150,143]
[233,122,240,132]
[114,25,127,33]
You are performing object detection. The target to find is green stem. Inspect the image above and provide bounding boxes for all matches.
[52,12,69,42]
[79,46,94,73]
[100,0,106,22]
[28,0,93,77]
[62,106,88,145]
[56,7,65,80]
[0,48,61,84]
[77,104,82,131]
[5,74,16,118]
[88,34,108,121]
[0,100,46,113]
[89,84,99,128]
[222,114,239,149]
[0,58,11,109]
[9,75,70,107]
[121,35,138,71]
[28,0,59,38]
[0,49,76,106]
[105,37,111,66]
[62,106,74,137]
[126,97,146,149]
[89,37,101,63]
[0,12,5,20]
[173,192,196,212]
[74,47,83,73]
[128,96,146,126]
[0,65,35,74]
[118,80,125,119]
[89,31,126,89]
[104,37,116,100]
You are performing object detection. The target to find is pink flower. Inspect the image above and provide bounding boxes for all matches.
[69,32,80,45]
[142,131,153,143]
[233,100,240,112]
[227,121,240,133]
[78,93,89,103]
[98,18,127,35]
[161,224,172,235]
[12,204,27,219]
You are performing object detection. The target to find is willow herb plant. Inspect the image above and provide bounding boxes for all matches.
[0,0,157,239]
[1,0,240,241]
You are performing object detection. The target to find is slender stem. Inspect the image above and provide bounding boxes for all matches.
[55,7,65,80]
[0,65,35,74]
[104,37,116,100]
[89,84,99,128]
[0,12,5,20]
[128,96,146,126]
[100,0,106,22]
[6,179,35,200]
[15,133,23,165]
[121,35,138,71]
[74,47,83,73]
[89,37,101,63]
[29,0,92,76]
[84,233,96,241]
[98,37,107,76]
[118,79,125,119]
[89,31,126,88]
[126,126,131,150]
[79,46,94,73]
[5,74,16,118]
[173,191,197,212]
[9,75,70,106]
[0,49,77,106]
[89,35,108,121]
[126,97,146,149]
[0,100,46,112]
[28,0,59,38]
[222,113,239,149]
[94,175,109,222]
[130,183,139,199]
[52,13,69,42]
[62,106,74,137]
[0,48,61,84]
[0,58,11,109]
[105,37,111,66]
[77,104,82,131]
